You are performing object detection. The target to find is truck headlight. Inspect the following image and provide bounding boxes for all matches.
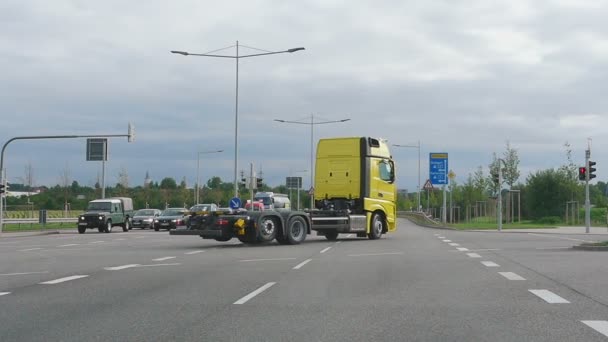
[99,216,103,220]
[79,216,85,221]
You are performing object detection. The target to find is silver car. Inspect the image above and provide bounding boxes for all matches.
[131,209,162,229]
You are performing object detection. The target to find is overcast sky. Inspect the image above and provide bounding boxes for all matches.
[2,0,608,193]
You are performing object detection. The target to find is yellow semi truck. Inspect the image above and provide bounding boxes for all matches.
[171,136,396,243]
[311,136,397,240]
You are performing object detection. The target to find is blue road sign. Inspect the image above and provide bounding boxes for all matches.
[429,153,448,185]
[229,197,242,210]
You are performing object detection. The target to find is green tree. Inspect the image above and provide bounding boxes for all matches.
[524,168,580,219]
[502,141,520,188]
[159,177,177,189]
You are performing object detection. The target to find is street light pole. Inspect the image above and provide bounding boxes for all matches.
[171,43,305,198]
[393,141,421,211]
[196,149,223,204]
[274,115,350,209]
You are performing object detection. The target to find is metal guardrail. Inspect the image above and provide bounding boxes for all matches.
[2,218,77,224]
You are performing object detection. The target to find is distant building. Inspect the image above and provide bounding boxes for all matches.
[144,171,152,187]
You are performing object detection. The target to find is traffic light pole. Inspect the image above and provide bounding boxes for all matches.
[585,149,590,234]
[0,125,134,235]
[498,165,503,232]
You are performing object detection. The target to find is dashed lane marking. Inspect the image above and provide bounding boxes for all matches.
[0,292,10,296]
[293,259,312,269]
[320,247,332,254]
[449,243,460,246]
[529,289,570,304]
[437,236,445,239]
[152,256,176,261]
[467,253,482,258]
[19,248,43,252]
[582,321,608,338]
[442,240,452,243]
[0,271,49,276]
[239,258,297,262]
[40,275,89,285]
[348,252,404,257]
[457,247,469,252]
[185,250,205,255]
[233,282,276,305]
[104,264,140,271]
[57,244,79,247]
[499,272,526,280]
[89,241,105,244]
[481,261,500,267]
[137,263,181,267]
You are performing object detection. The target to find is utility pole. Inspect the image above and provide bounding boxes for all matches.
[498,165,503,232]
[585,148,591,233]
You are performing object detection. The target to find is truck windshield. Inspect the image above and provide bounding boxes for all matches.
[87,202,112,211]
[254,197,272,206]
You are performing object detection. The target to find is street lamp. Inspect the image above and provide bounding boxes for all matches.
[171,42,305,197]
[274,115,350,209]
[393,141,421,212]
[196,149,223,204]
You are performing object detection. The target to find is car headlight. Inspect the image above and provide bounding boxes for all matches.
[79,216,85,220]
[154,219,159,223]
[171,219,176,223]
[99,216,103,220]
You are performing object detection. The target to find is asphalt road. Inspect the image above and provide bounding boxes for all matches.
[1,219,608,341]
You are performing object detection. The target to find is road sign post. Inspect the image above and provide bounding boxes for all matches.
[430,153,448,223]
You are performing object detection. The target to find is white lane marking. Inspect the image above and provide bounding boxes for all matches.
[529,289,570,303]
[57,244,79,247]
[0,292,10,296]
[234,282,276,305]
[528,233,593,243]
[40,275,89,285]
[114,238,126,241]
[434,234,439,236]
[535,247,571,250]
[293,259,312,270]
[346,234,353,238]
[89,241,105,244]
[449,243,460,246]
[499,272,526,280]
[582,321,608,338]
[152,256,176,261]
[137,263,181,267]
[239,258,297,262]
[442,239,452,242]
[19,248,43,252]
[348,252,404,257]
[104,264,140,271]
[135,236,146,239]
[467,253,482,258]
[320,247,332,254]
[437,236,445,239]
[0,271,49,276]
[185,250,205,255]
[481,261,500,267]
[457,247,470,252]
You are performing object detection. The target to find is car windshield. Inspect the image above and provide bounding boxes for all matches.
[135,209,157,216]
[190,205,211,212]
[87,202,112,211]
[161,209,183,216]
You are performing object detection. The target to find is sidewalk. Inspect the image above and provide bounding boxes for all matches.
[471,226,608,236]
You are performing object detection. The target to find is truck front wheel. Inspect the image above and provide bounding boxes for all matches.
[78,226,86,234]
[324,230,339,241]
[286,216,307,245]
[368,213,384,240]
[105,221,113,233]
[122,219,130,232]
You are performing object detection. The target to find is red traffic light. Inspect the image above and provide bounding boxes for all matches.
[578,167,587,181]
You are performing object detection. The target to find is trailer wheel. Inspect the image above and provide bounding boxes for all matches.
[368,213,384,240]
[324,230,339,241]
[258,216,278,242]
[286,216,307,245]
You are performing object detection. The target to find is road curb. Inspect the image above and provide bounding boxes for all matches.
[0,230,61,238]
[572,244,608,251]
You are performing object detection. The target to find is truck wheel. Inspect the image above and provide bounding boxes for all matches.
[286,216,307,245]
[238,236,261,244]
[258,216,278,242]
[275,234,289,245]
[368,213,384,240]
[105,221,113,233]
[78,226,86,234]
[122,219,130,232]
[214,237,232,242]
[324,230,339,241]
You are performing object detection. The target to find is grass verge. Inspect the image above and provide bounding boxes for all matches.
[2,222,76,232]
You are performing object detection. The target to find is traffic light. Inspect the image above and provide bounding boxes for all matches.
[578,166,587,181]
[0,184,5,194]
[588,161,597,180]
[256,177,263,189]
